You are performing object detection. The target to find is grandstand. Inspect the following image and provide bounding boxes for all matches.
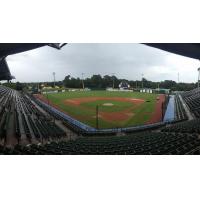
[1,43,200,155]
[0,86,67,145]
[0,84,200,155]
[182,87,200,118]
[174,94,188,121]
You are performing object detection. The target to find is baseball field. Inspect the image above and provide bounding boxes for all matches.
[35,91,165,129]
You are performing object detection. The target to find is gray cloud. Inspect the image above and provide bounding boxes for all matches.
[6,43,200,83]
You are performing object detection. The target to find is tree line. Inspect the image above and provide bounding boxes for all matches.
[63,74,197,91]
[0,74,198,91]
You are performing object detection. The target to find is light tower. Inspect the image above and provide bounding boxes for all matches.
[111,73,115,89]
[53,72,56,88]
[158,82,160,90]
[81,73,85,89]
[141,73,144,89]
[198,67,200,88]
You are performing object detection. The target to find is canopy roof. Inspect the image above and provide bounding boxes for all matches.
[146,43,200,60]
[0,58,15,81]
[0,43,66,57]
[0,43,199,81]
[0,44,46,57]
[0,43,66,81]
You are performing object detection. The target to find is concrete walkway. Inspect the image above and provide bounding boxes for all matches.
[164,95,175,121]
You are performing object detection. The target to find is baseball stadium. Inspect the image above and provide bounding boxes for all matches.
[0,43,200,155]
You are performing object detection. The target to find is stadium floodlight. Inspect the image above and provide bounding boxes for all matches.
[81,73,85,89]
[111,73,115,89]
[53,72,56,88]
[141,73,144,89]
[158,82,160,90]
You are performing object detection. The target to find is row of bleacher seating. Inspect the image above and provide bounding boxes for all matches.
[30,96,84,133]
[181,87,200,118]
[0,85,200,154]
[1,131,200,155]
[0,86,66,143]
[174,94,187,120]
[161,119,200,133]
[162,89,200,134]
[30,95,96,133]
[0,87,14,139]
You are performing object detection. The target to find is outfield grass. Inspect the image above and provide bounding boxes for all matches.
[44,91,158,129]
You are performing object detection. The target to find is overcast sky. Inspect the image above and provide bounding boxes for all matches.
[6,43,200,83]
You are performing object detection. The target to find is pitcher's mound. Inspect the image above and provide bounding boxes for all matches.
[102,103,114,106]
